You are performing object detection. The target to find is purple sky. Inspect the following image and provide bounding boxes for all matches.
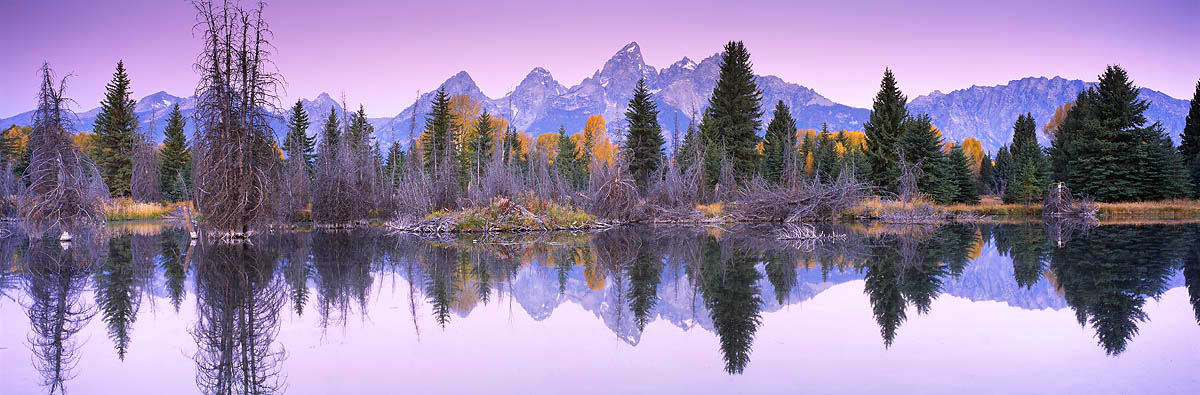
[2,0,1197,118]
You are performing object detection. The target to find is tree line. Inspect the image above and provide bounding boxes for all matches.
[5,0,1200,236]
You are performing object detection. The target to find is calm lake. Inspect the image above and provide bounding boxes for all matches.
[1,222,1198,394]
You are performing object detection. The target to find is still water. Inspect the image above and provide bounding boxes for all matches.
[0,222,1198,394]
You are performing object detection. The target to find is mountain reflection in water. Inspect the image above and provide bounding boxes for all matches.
[0,222,1198,394]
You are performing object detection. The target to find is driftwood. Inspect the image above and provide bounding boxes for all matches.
[1043,182,1098,219]
[732,171,869,223]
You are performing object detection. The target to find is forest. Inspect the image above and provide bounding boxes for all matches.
[2,0,1199,240]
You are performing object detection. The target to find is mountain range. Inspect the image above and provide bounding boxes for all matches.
[1,42,1191,153]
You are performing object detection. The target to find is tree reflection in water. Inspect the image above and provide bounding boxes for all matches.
[22,230,102,394]
[4,221,1200,389]
[1050,225,1190,355]
[191,238,287,395]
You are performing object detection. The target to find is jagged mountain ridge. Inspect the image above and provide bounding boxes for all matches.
[909,76,1190,152]
[2,43,1190,154]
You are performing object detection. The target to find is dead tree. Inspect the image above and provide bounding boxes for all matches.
[312,135,362,226]
[275,151,310,224]
[19,63,110,236]
[0,164,17,218]
[190,0,283,236]
[130,128,161,203]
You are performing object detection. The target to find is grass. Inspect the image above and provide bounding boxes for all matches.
[104,198,175,221]
[936,196,1200,217]
[697,202,725,218]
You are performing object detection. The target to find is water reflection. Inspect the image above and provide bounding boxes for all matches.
[1,222,1199,393]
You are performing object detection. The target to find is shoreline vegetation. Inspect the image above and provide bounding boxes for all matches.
[2,0,1198,241]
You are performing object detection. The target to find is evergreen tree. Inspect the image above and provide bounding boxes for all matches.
[993,146,1015,196]
[91,61,138,196]
[1004,114,1049,203]
[897,114,946,201]
[701,41,763,182]
[158,104,191,201]
[284,99,315,171]
[1050,66,1190,201]
[423,88,454,174]
[946,145,980,204]
[677,113,701,172]
[623,79,665,189]
[1180,80,1200,197]
[384,142,405,184]
[555,126,584,189]
[347,105,372,151]
[760,100,796,183]
[470,110,495,177]
[321,108,340,156]
[978,153,994,195]
[863,69,909,192]
[813,127,840,181]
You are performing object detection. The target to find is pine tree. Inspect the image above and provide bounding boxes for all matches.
[1050,66,1190,201]
[1180,80,1200,197]
[623,79,665,188]
[946,145,979,204]
[863,69,909,192]
[760,100,796,183]
[470,110,495,178]
[813,129,840,181]
[284,99,314,171]
[423,88,454,175]
[993,146,1014,196]
[1004,114,1049,203]
[897,114,946,200]
[978,152,994,195]
[347,105,372,151]
[701,41,763,182]
[321,108,340,157]
[92,61,138,196]
[555,126,583,189]
[158,104,191,201]
[384,142,405,184]
[678,112,701,172]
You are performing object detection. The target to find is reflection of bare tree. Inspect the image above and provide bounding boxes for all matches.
[191,241,287,394]
[23,234,101,394]
[311,231,374,332]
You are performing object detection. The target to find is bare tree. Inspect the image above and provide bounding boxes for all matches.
[190,0,283,236]
[19,63,109,237]
[130,126,161,203]
[275,151,309,224]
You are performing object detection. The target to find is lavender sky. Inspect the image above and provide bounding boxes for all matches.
[2,0,1197,117]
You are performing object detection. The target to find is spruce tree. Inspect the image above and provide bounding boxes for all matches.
[158,104,191,201]
[623,79,665,189]
[760,100,796,183]
[92,61,138,197]
[813,130,839,181]
[321,108,340,156]
[1004,114,1049,203]
[1180,80,1200,197]
[384,142,404,184]
[978,153,994,195]
[1050,66,1190,201]
[897,114,946,200]
[423,88,454,174]
[993,146,1014,196]
[471,110,495,176]
[946,145,980,204]
[555,126,583,189]
[863,69,909,192]
[347,105,372,151]
[284,99,314,171]
[701,41,763,182]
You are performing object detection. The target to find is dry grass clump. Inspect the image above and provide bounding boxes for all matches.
[697,202,725,218]
[1096,200,1200,216]
[104,198,172,221]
